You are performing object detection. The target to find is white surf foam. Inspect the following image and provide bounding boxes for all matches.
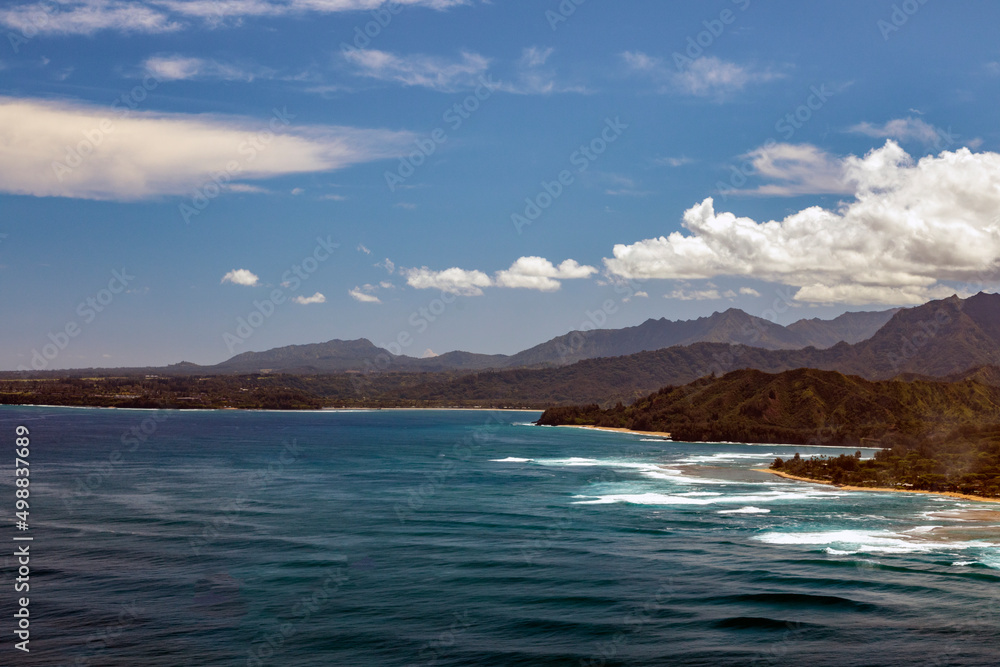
[490,457,534,463]
[755,529,1000,557]
[572,489,836,506]
[718,506,771,514]
[529,457,733,485]
[677,452,776,464]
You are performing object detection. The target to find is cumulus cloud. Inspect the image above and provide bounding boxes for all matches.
[344,49,489,92]
[0,0,467,36]
[404,257,597,295]
[494,257,597,291]
[739,287,762,297]
[221,268,259,286]
[403,266,493,296]
[292,291,326,305]
[622,52,781,98]
[604,141,1000,305]
[0,96,414,200]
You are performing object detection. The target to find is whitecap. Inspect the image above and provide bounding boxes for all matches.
[754,529,999,556]
[718,506,771,514]
[490,457,534,463]
[572,489,838,506]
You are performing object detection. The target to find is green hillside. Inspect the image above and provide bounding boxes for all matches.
[536,368,1000,446]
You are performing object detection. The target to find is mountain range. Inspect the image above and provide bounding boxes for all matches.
[196,305,900,374]
[349,292,1000,405]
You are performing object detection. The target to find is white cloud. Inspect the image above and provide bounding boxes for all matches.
[161,0,467,20]
[357,244,371,255]
[494,257,597,291]
[344,49,489,92]
[0,1,179,36]
[498,46,588,95]
[0,0,467,35]
[403,266,492,295]
[377,258,395,274]
[226,183,268,194]
[665,288,722,301]
[739,287,762,297]
[143,55,264,81]
[221,268,259,286]
[604,141,1000,305]
[405,257,597,295]
[520,46,553,68]
[292,291,326,305]
[848,117,950,148]
[652,156,692,168]
[348,285,380,303]
[0,96,415,200]
[622,52,781,98]
[740,143,852,196]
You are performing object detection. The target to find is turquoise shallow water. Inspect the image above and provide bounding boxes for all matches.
[2,406,999,666]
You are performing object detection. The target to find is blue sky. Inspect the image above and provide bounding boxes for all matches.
[2,0,999,370]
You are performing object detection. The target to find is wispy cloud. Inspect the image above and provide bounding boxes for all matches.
[621,52,782,98]
[651,156,692,168]
[344,49,489,92]
[0,0,468,36]
[497,46,589,95]
[665,288,723,301]
[847,116,966,150]
[348,284,381,303]
[0,1,179,36]
[739,143,852,196]
[0,96,415,200]
[143,55,267,81]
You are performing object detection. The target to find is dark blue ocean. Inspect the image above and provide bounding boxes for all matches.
[2,406,998,666]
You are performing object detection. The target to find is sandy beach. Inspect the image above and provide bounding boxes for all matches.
[755,468,1000,504]
[553,424,672,439]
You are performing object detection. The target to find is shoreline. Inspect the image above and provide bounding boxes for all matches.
[755,468,1000,504]
[1,404,543,413]
[550,424,673,439]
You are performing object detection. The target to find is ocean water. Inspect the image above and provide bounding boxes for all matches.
[2,406,999,666]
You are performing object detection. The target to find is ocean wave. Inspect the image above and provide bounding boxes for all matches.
[572,489,835,506]
[755,529,999,558]
[718,506,771,514]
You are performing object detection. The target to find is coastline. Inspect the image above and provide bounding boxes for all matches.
[755,468,1000,504]
[551,424,672,439]
[1,404,543,413]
